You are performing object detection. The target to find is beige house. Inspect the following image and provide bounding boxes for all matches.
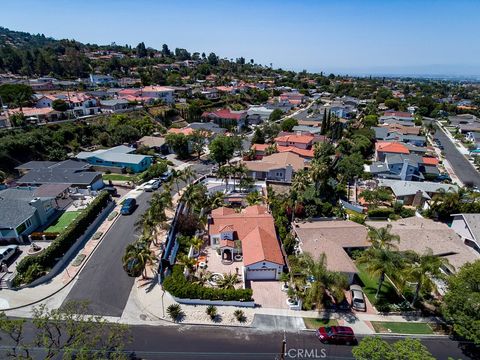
[366,217,479,272]
[243,152,306,183]
[293,220,369,283]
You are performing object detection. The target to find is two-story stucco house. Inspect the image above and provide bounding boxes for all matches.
[208,205,285,280]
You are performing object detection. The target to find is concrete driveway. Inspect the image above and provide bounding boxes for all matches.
[251,314,305,332]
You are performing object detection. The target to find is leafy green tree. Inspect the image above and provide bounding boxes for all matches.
[281,117,298,132]
[251,127,265,144]
[363,114,379,127]
[208,135,239,164]
[246,190,263,205]
[360,188,393,208]
[0,301,129,359]
[384,98,400,110]
[269,108,284,121]
[188,129,207,159]
[52,99,69,112]
[9,111,26,127]
[443,260,480,345]
[352,337,434,360]
[403,249,449,305]
[207,52,219,65]
[336,152,364,183]
[0,83,33,107]
[165,133,190,159]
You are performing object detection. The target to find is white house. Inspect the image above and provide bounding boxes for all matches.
[141,86,175,104]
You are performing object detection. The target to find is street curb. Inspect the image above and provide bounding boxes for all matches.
[2,202,121,312]
[300,328,450,338]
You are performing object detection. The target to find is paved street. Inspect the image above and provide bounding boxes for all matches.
[62,163,211,316]
[434,129,480,187]
[62,191,153,316]
[125,325,478,360]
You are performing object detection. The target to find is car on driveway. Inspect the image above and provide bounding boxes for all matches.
[121,198,137,215]
[316,326,356,345]
[0,245,19,265]
[144,179,160,192]
[160,171,173,182]
[350,285,366,312]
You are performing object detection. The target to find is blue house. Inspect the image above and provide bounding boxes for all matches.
[76,145,152,173]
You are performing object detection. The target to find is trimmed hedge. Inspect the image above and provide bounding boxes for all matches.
[367,208,394,219]
[15,192,111,284]
[163,265,253,302]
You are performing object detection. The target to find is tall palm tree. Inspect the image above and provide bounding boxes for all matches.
[217,165,232,192]
[368,224,400,251]
[403,249,450,305]
[291,169,311,221]
[189,235,204,254]
[182,184,206,213]
[122,241,156,279]
[357,247,404,298]
[208,191,225,210]
[245,190,263,205]
[233,163,248,192]
[218,273,239,289]
[290,253,348,309]
[309,160,329,194]
[182,166,197,185]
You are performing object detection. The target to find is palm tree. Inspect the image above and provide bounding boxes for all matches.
[218,273,239,289]
[122,241,156,278]
[245,190,263,205]
[368,224,400,251]
[290,253,349,309]
[265,143,278,156]
[309,160,329,194]
[189,235,204,255]
[208,191,225,210]
[357,247,404,298]
[291,169,311,221]
[179,254,197,277]
[193,270,211,286]
[232,163,248,192]
[182,166,197,185]
[182,184,206,213]
[403,249,450,305]
[217,165,231,192]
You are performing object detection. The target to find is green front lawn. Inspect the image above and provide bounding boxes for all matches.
[371,321,434,335]
[45,211,82,233]
[102,174,135,181]
[303,317,338,330]
[356,263,403,306]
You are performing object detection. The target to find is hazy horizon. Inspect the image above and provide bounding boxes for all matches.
[2,0,480,77]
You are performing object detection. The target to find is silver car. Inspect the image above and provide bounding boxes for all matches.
[350,285,366,312]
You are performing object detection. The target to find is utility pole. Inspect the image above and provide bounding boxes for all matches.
[279,331,286,360]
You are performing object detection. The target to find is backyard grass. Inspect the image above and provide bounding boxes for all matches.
[371,321,434,335]
[303,317,339,329]
[45,211,81,233]
[102,174,135,181]
[355,263,403,305]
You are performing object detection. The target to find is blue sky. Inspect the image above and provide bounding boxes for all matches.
[2,0,480,75]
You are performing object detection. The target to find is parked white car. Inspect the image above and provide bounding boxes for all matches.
[0,245,19,264]
[144,179,160,192]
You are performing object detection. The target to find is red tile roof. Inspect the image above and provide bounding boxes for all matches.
[384,111,412,118]
[202,109,246,121]
[251,144,269,152]
[275,134,314,145]
[242,227,285,266]
[375,141,410,154]
[422,157,439,166]
[277,146,315,158]
[167,128,194,136]
[209,205,284,266]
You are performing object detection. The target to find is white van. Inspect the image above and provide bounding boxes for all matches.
[0,245,19,264]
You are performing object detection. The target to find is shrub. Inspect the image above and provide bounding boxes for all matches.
[367,208,394,219]
[166,304,183,322]
[14,192,111,285]
[163,265,253,302]
[234,309,246,323]
[206,305,217,320]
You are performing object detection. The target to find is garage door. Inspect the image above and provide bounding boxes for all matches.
[246,268,276,280]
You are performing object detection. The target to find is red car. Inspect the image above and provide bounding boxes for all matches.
[315,326,357,345]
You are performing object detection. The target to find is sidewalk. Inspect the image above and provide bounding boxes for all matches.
[0,192,132,312]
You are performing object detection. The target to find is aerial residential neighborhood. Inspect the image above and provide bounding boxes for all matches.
[0,1,479,359]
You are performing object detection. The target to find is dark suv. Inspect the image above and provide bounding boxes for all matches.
[316,326,356,345]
